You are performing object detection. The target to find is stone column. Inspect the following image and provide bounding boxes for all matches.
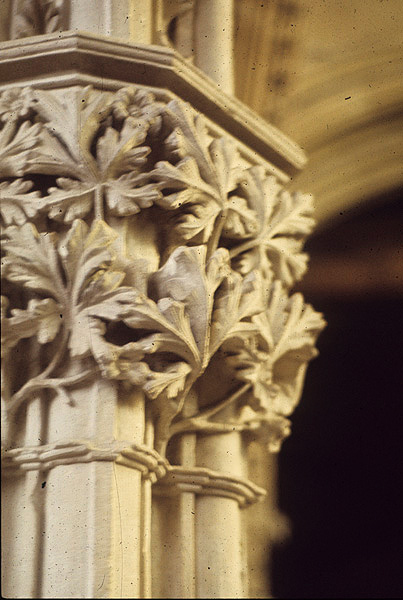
[0,83,169,598]
[194,0,234,92]
[1,18,324,599]
[194,433,249,598]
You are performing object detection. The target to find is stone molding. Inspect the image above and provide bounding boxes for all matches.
[154,465,266,507]
[0,32,306,175]
[1,439,168,480]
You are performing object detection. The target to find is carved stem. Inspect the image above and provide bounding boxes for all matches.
[94,184,104,221]
[229,236,259,259]
[169,382,251,437]
[207,210,227,259]
[7,363,94,417]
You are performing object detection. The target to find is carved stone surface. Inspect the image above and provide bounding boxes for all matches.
[0,83,325,460]
[0,32,306,174]
[0,53,325,597]
[10,0,67,39]
[0,83,324,459]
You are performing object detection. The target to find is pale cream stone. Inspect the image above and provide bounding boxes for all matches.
[1,4,325,598]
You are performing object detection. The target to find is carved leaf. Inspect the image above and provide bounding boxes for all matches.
[122,294,200,367]
[111,87,165,135]
[43,178,95,223]
[0,121,41,177]
[2,298,61,350]
[264,190,315,286]
[0,179,42,225]
[209,269,264,356]
[222,195,259,240]
[31,86,108,173]
[150,245,247,364]
[25,127,83,180]
[90,325,150,385]
[149,244,265,367]
[2,223,64,299]
[69,285,137,359]
[56,220,136,357]
[208,137,242,196]
[225,282,325,417]
[58,219,114,285]
[269,286,324,361]
[22,86,102,182]
[161,100,218,182]
[146,361,193,450]
[224,332,273,413]
[0,87,34,122]
[143,361,192,401]
[1,219,136,358]
[105,174,161,217]
[242,410,292,453]
[230,168,316,287]
[96,120,148,178]
[153,101,244,244]
[25,87,161,220]
[150,245,213,353]
[153,157,220,242]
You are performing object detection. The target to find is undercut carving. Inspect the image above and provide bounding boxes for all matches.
[1,84,325,456]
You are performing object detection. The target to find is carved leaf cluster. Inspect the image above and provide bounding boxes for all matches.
[2,220,129,356]
[221,282,325,448]
[153,100,258,245]
[90,245,264,446]
[229,168,316,287]
[0,84,325,454]
[0,86,165,226]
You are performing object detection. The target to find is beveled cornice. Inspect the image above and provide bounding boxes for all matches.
[0,31,306,176]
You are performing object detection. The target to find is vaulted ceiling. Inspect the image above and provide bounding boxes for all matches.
[234,0,403,228]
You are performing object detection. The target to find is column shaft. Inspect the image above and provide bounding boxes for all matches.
[195,433,248,598]
[68,0,131,38]
[194,0,234,93]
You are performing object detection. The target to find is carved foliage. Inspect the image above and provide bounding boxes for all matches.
[221,282,325,450]
[228,168,316,286]
[1,220,134,410]
[153,100,259,245]
[0,84,325,453]
[10,0,67,39]
[0,86,164,224]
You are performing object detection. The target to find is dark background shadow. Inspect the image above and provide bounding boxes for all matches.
[272,190,403,598]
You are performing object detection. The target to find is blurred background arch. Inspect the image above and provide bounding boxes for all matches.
[235,1,402,597]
